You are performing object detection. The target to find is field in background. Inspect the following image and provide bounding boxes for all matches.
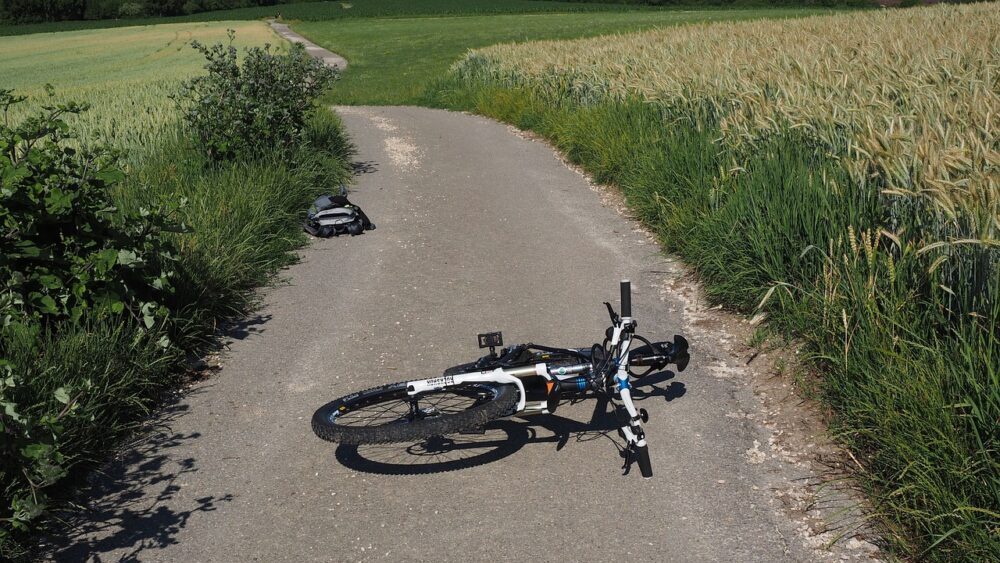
[1,22,276,159]
[0,0,658,36]
[439,4,998,559]
[458,6,998,271]
[293,7,835,105]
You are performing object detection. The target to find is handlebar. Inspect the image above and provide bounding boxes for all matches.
[628,336,690,373]
[620,279,631,318]
[635,444,653,478]
[629,354,670,368]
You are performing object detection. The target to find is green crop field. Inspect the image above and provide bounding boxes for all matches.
[1,21,277,159]
[294,7,837,105]
[434,3,999,560]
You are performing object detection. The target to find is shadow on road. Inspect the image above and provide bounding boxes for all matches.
[351,160,379,175]
[225,313,272,341]
[334,373,685,476]
[41,392,233,562]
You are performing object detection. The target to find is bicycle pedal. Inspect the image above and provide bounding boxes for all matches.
[458,426,487,435]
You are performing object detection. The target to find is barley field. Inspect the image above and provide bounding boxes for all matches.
[1,21,277,157]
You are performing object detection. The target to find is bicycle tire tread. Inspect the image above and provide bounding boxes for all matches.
[312,381,518,445]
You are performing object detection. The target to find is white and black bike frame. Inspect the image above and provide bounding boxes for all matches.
[404,280,655,477]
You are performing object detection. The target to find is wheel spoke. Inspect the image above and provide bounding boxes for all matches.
[335,384,498,429]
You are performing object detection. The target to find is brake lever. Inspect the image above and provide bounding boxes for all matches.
[603,301,620,324]
[621,445,634,476]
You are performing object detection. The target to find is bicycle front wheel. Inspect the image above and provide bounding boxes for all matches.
[312,380,518,445]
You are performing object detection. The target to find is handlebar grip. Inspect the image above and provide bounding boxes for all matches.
[635,443,652,478]
[620,279,632,318]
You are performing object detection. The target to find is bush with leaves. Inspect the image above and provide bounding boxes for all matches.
[0,90,183,545]
[0,345,90,541]
[175,31,337,162]
[0,89,180,329]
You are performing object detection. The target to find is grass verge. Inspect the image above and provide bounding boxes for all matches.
[0,110,353,560]
[0,20,354,557]
[424,74,998,563]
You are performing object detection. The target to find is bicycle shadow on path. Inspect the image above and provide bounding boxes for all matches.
[334,374,685,476]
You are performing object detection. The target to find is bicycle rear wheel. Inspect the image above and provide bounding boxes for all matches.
[312,380,518,445]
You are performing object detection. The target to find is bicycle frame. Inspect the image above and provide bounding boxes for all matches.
[404,280,656,477]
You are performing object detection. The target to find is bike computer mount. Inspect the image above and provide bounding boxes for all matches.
[478,331,503,356]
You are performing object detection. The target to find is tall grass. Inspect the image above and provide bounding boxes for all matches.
[457,4,999,294]
[120,115,354,344]
[0,21,354,557]
[434,3,999,560]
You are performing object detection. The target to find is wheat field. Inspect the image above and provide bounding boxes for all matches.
[456,3,999,261]
[1,21,278,157]
[447,6,1000,557]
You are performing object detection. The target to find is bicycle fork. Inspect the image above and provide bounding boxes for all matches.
[615,369,652,478]
[613,280,653,478]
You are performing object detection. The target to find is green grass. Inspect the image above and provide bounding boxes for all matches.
[0,20,353,556]
[0,21,279,161]
[293,7,836,105]
[427,61,999,563]
[0,0,659,36]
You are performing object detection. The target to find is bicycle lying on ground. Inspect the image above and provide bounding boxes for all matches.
[311,280,689,477]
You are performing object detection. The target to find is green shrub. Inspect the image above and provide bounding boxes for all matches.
[0,88,185,551]
[0,89,178,328]
[0,106,353,556]
[175,31,338,162]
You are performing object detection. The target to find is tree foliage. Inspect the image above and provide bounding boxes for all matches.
[0,0,291,23]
